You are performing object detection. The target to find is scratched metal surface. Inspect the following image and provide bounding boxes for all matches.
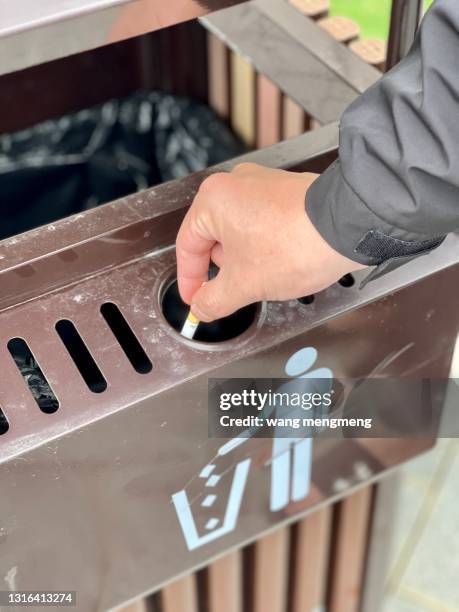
[0,124,458,609]
[0,265,457,611]
[0,240,458,465]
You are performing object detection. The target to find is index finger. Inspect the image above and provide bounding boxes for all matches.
[176,206,216,305]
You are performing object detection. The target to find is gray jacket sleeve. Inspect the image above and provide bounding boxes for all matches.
[306,0,459,282]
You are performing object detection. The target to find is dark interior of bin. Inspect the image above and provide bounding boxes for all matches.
[0,21,211,135]
[0,20,245,241]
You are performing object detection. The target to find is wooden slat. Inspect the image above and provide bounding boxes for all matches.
[230,52,256,147]
[310,118,322,130]
[253,527,290,612]
[257,75,282,148]
[162,574,199,612]
[283,0,328,134]
[318,16,360,44]
[208,550,243,612]
[205,1,379,125]
[208,33,230,118]
[117,598,149,612]
[361,475,400,612]
[289,0,329,19]
[350,38,387,71]
[329,486,374,612]
[282,96,307,139]
[291,506,332,612]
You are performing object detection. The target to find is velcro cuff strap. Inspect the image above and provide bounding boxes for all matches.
[355,230,445,264]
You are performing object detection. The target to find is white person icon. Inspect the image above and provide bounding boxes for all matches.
[269,347,333,512]
[172,347,333,550]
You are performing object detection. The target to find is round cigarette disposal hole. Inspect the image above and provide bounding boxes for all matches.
[161,279,258,343]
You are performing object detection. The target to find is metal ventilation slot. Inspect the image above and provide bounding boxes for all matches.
[298,295,315,305]
[100,303,153,374]
[7,338,59,414]
[0,407,9,435]
[55,320,107,393]
[338,274,355,288]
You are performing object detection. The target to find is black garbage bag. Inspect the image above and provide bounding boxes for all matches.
[16,354,59,414]
[0,91,245,239]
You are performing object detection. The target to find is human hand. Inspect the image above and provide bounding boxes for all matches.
[176,163,366,322]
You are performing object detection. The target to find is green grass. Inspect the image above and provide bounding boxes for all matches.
[330,0,433,40]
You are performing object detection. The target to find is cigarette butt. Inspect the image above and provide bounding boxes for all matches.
[181,310,200,339]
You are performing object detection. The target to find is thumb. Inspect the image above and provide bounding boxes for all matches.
[190,269,247,322]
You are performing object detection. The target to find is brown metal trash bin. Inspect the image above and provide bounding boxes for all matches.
[0,2,448,612]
